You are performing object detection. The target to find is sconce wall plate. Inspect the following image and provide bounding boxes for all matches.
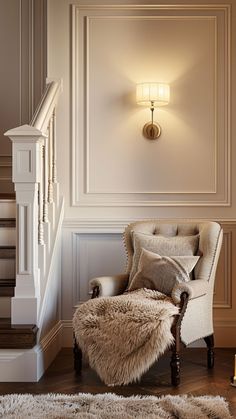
[143,122,161,140]
[136,82,170,140]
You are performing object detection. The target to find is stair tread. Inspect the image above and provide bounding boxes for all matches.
[0,218,16,228]
[0,278,15,286]
[0,320,37,348]
[0,320,37,333]
[0,246,16,259]
[0,193,15,201]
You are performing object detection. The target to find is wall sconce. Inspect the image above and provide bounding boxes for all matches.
[136,82,170,140]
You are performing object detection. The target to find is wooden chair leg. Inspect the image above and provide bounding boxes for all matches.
[204,334,214,369]
[170,323,181,386]
[171,349,180,386]
[170,293,189,387]
[73,335,82,374]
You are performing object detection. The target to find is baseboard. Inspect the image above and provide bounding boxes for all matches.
[61,320,73,347]
[214,320,236,347]
[0,321,63,382]
[36,321,63,380]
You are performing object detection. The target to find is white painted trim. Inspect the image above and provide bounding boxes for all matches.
[31,80,62,133]
[38,197,64,336]
[214,231,232,309]
[75,5,231,12]
[61,320,73,348]
[63,218,236,232]
[71,4,231,207]
[0,321,62,382]
[84,15,218,197]
[0,314,235,382]
[36,321,63,381]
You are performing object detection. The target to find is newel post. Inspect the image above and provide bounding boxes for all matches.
[5,124,46,325]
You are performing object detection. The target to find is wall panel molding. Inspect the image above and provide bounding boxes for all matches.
[213,231,232,308]
[68,222,234,301]
[71,4,231,207]
[63,220,236,346]
[72,232,126,305]
[20,0,47,124]
[63,218,236,231]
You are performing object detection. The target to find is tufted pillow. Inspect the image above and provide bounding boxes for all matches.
[129,231,199,285]
[128,248,200,296]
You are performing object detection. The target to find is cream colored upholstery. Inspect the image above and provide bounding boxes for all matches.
[90,220,223,345]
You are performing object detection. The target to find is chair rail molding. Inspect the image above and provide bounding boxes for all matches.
[63,218,236,231]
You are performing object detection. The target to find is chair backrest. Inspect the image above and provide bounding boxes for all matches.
[124,220,223,285]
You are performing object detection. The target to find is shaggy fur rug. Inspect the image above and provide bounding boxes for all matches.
[0,393,232,418]
[73,289,178,386]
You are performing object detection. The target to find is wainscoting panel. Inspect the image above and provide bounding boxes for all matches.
[72,233,126,305]
[62,221,236,347]
[214,231,232,309]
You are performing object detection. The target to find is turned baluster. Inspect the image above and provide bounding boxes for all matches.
[38,143,44,245]
[43,136,49,223]
[52,109,57,184]
[48,117,53,203]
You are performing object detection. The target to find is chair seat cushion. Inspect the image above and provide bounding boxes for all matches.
[129,231,199,284]
[128,248,200,295]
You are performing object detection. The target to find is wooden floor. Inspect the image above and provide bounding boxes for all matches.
[0,348,236,416]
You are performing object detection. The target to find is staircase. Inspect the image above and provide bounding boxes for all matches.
[0,218,38,348]
[0,80,64,381]
[0,218,15,319]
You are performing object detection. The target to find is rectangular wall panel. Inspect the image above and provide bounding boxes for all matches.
[72,4,231,206]
[62,221,236,347]
[72,233,126,304]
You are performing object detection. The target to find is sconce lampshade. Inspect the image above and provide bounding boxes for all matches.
[136,82,170,106]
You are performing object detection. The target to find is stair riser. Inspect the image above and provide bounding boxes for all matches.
[0,228,16,246]
[0,248,15,259]
[0,203,16,219]
[0,297,11,318]
[0,287,14,297]
[0,260,15,279]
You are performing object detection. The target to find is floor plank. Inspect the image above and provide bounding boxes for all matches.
[0,348,235,416]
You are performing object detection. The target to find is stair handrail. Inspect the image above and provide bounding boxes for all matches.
[31,80,62,133]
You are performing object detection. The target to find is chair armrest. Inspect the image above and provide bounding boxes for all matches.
[171,279,210,304]
[90,274,129,297]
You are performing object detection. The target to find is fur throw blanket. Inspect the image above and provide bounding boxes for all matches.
[73,289,178,386]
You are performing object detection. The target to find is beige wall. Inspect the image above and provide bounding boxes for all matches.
[0,0,20,156]
[0,0,47,193]
[48,0,236,346]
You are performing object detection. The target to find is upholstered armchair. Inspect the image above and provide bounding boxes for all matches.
[74,220,223,386]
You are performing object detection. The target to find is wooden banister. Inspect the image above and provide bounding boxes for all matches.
[4,80,62,325]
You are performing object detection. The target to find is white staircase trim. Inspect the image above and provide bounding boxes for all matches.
[0,321,63,382]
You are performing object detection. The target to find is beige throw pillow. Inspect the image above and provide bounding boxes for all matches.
[129,232,199,285]
[128,248,200,296]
